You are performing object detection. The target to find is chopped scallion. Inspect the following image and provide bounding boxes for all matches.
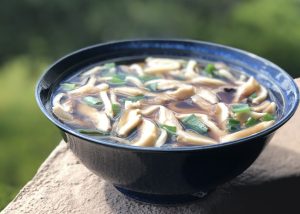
[249,92,257,99]
[181,114,208,134]
[160,124,177,135]
[245,117,259,127]
[109,74,126,85]
[227,118,240,132]
[82,96,102,106]
[204,63,216,77]
[112,103,121,116]
[261,113,275,121]
[232,103,251,113]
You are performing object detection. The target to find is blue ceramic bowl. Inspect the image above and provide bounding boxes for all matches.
[36,40,299,204]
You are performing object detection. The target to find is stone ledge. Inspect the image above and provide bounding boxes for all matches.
[2,79,300,214]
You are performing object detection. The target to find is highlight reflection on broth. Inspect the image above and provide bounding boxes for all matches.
[52,58,277,147]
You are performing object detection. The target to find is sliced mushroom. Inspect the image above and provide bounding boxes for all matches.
[169,70,184,78]
[142,94,173,105]
[96,83,110,91]
[132,119,159,147]
[97,76,113,82]
[250,111,267,120]
[177,130,217,146]
[53,93,72,112]
[158,106,182,131]
[125,76,144,88]
[221,121,275,142]
[215,103,229,129]
[110,90,120,105]
[214,62,236,81]
[52,104,74,122]
[141,105,160,115]
[144,79,181,90]
[263,102,276,114]
[155,129,168,147]
[196,88,218,104]
[130,64,144,76]
[124,100,141,110]
[68,76,96,94]
[69,77,109,96]
[199,114,227,137]
[77,103,111,132]
[214,62,227,70]
[119,65,131,73]
[252,85,268,104]
[81,66,103,77]
[191,94,213,112]
[144,58,181,74]
[100,90,113,118]
[251,101,271,112]
[52,93,74,121]
[113,87,145,96]
[166,84,195,100]
[184,60,198,79]
[234,77,260,102]
[218,69,236,81]
[116,109,142,137]
[189,76,227,86]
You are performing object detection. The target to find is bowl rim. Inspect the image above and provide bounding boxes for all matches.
[35,39,300,152]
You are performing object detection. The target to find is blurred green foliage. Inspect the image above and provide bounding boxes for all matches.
[1,0,300,209]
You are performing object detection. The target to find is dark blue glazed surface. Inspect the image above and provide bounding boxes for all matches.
[36,40,299,204]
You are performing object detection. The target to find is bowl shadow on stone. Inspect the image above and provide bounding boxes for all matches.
[102,144,300,214]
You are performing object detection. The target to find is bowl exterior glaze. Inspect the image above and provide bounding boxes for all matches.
[65,132,273,195]
[36,40,299,199]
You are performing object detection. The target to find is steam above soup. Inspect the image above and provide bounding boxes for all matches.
[51,57,276,147]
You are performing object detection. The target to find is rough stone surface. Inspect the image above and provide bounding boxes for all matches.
[2,80,300,214]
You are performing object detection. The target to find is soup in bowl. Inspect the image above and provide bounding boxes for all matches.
[36,40,299,204]
[52,57,277,147]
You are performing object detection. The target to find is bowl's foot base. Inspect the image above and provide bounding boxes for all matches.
[114,186,209,205]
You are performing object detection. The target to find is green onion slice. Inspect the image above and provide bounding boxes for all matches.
[249,92,257,99]
[232,103,251,113]
[204,63,216,77]
[181,114,208,134]
[261,113,275,121]
[227,118,240,132]
[245,117,259,127]
[109,74,126,85]
[82,96,102,106]
[159,124,177,135]
[112,103,121,116]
